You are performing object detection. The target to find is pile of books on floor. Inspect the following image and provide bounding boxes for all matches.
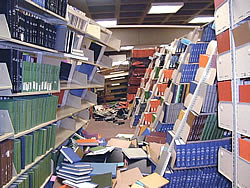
[47,127,231,188]
[48,130,170,187]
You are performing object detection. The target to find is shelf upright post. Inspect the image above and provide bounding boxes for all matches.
[228,0,240,187]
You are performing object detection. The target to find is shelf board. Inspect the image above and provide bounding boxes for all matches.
[18,0,67,23]
[57,101,95,121]
[0,86,12,90]
[0,89,60,97]
[218,102,250,137]
[14,119,57,139]
[55,119,88,148]
[3,149,52,188]
[218,147,250,188]
[60,82,104,90]
[0,132,14,142]
[0,36,59,53]
[172,164,216,171]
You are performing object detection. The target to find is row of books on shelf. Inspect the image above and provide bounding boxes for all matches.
[0,139,14,187]
[186,113,226,141]
[189,43,209,63]
[173,138,231,168]
[171,84,189,104]
[163,103,184,124]
[0,49,60,93]
[180,64,199,83]
[156,123,174,133]
[175,40,187,54]
[1,0,57,49]
[13,123,56,174]
[193,83,218,113]
[163,167,231,188]
[0,95,58,134]
[9,153,52,188]
[68,5,87,30]
[169,55,180,69]
[200,23,216,42]
[31,0,67,18]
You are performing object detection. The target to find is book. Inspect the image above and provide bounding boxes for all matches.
[82,163,117,178]
[58,167,92,176]
[91,173,112,188]
[62,180,98,188]
[76,139,99,146]
[138,173,169,188]
[122,148,147,160]
[60,147,81,164]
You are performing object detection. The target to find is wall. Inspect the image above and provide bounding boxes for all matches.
[108,26,198,48]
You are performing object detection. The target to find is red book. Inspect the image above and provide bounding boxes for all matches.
[218,81,232,101]
[239,138,250,162]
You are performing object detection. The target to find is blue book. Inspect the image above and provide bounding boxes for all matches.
[57,174,91,184]
[175,140,181,168]
[70,89,87,98]
[190,143,196,167]
[20,136,26,169]
[209,141,215,165]
[204,142,210,165]
[62,162,92,168]
[200,143,205,166]
[81,163,117,178]
[196,142,201,166]
[141,127,151,136]
[61,164,92,172]
[58,167,92,176]
[185,143,191,167]
[60,147,81,164]
[76,64,96,81]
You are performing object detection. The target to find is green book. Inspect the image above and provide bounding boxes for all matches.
[90,146,106,152]
[14,139,21,174]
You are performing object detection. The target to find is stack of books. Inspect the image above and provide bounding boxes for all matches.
[180,64,199,83]
[0,95,58,133]
[57,162,93,184]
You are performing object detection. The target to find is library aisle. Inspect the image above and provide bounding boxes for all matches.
[0,0,249,188]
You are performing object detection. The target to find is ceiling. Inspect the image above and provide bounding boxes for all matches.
[68,0,215,25]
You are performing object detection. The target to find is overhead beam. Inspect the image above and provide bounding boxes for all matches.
[182,2,214,24]
[115,0,121,22]
[138,0,153,24]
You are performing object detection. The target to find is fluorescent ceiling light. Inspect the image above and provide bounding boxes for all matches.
[96,19,117,27]
[120,46,134,51]
[189,16,215,23]
[148,3,184,14]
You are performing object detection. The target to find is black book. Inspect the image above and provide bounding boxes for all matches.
[59,62,72,81]
[0,49,19,93]
[89,42,102,62]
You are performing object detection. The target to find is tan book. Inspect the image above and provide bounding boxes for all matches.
[116,168,143,188]
[107,138,131,148]
[138,173,169,188]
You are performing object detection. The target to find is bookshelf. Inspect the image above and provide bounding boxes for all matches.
[214,0,250,187]
[0,0,120,187]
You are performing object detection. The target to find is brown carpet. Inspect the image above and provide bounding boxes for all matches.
[86,119,135,139]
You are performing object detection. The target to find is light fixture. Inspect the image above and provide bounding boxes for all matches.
[189,16,215,23]
[148,3,184,14]
[120,46,134,51]
[96,19,117,27]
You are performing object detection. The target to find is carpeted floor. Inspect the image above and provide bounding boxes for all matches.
[86,119,135,139]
